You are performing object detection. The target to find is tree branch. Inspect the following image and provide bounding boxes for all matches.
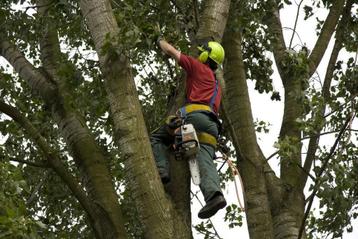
[8,157,49,168]
[192,0,200,29]
[300,0,353,190]
[222,3,277,237]
[38,0,62,78]
[264,0,288,80]
[27,171,50,205]
[289,0,304,49]
[0,100,95,219]
[298,113,354,239]
[0,39,58,102]
[195,0,231,41]
[307,0,345,77]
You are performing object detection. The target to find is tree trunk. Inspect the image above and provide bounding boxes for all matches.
[222,4,275,238]
[78,0,192,238]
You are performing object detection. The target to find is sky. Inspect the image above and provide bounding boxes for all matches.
[0,1,357,238]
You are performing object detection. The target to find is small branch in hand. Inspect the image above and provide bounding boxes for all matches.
[8,157,49,168]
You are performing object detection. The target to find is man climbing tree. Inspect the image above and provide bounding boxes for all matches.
[151,38,227,219]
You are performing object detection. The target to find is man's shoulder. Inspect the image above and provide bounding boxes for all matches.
[179,53,201,71]
[180,53,195,62]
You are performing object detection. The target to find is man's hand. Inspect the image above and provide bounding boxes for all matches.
[153,23,180,61]
[157,35,164,47]
[154,23,164,46]
[157,39,181,62]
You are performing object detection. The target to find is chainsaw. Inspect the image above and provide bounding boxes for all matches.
[173,123,201,185]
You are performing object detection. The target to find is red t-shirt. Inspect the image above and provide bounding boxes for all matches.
[178,54,221,114]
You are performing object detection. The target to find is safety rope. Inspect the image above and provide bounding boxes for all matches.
[222,153,245,212]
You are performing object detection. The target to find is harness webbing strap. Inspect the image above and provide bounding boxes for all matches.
[182,72,219,117]
[209,76,219,109]
[197,132,217,148]
[180,104,211,115]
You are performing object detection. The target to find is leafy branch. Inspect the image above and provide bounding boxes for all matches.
[298,113,355,239]
[0,99,95,219]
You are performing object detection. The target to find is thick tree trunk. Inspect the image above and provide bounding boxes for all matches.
[35,2,129,237]
[78,0,193,238]
[196,0,231,41]
[222,5,275,238]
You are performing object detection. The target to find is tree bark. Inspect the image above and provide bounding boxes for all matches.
[222,3,275,238]
[78,0,188,238]
[196,0,231,41]
[308,0,345,77]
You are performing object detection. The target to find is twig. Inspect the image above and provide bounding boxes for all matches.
[190,191,223,239]
[289,0,304,49]
[217,156,228,172]
[8,157,49,168]
[298,113,354,239]
[301,128,358,140]
[27,171,50,205]
[266,150,279,161]
[283,27,304,47]
[296,163,315,181]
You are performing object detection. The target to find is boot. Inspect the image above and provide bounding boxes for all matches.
[198,194,227,219]
[159,169,170,184]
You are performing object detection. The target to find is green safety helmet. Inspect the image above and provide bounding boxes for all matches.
[197,41,225,65]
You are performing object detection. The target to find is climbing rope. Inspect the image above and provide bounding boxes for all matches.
[221,152,245,212]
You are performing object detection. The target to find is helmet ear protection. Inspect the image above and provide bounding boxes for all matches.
[198,41,225,65]
[198,43,212,63]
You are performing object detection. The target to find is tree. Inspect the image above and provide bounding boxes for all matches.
[0,0,357,239]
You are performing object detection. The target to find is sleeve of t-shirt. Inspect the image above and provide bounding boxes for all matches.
[178,53,194,75]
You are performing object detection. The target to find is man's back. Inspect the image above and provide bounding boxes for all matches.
[179,54,221,113]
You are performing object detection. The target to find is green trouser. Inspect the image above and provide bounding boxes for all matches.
[150,111,222,202]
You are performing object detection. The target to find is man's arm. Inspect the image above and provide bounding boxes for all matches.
[158,39,181,62]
